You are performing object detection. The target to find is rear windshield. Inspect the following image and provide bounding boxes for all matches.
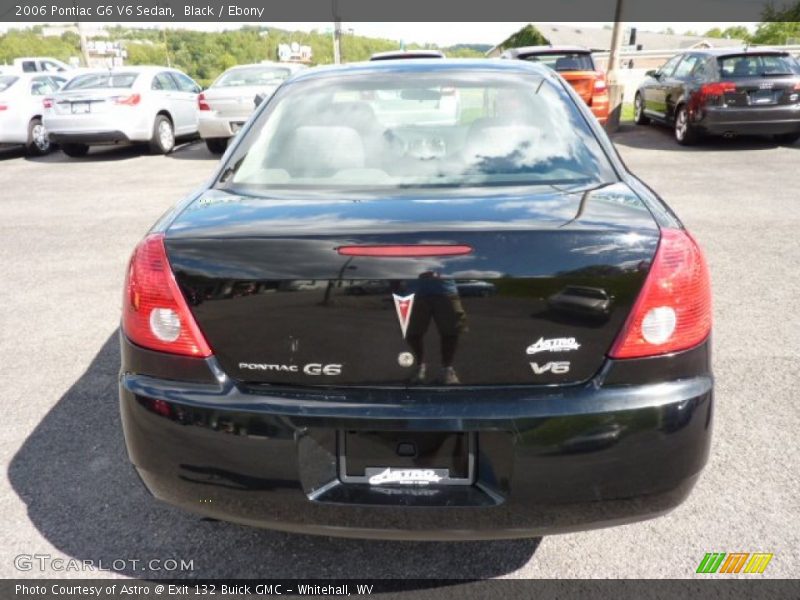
[63,72,138,91]
[213,66,292,88]
[220,71,616,191]
[0,76,18,92]
[718,54,800,78]
[520,52,594,72]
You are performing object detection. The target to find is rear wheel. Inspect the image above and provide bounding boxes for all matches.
[149,115,175,154]
[633,93,649,125]
[61,143,89,158]
[773,132,800,145]
[205,138,228,155]
[674,105,699,145]
[25,118,51,156]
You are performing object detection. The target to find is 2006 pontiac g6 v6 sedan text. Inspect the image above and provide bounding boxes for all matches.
[119,59,713,540]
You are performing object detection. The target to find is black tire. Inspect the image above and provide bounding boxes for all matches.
[205,138,228,154]
[61,143,89,158]
[674,105,699,146]
[773,132,800,145]
[633,93,649,125]
[149,114,175,154]
[25,118,51,156]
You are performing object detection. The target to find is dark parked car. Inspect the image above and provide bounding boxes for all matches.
[634,48,800,145]
[120,59,713,540]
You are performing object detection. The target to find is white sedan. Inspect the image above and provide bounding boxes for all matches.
[198,62,306,154]
[0,73,67,155]
[44,66,201,157]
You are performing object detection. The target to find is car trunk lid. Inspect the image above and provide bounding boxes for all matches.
[164,183,660,388]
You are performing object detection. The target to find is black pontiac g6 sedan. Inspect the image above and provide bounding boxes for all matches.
[119,59,713,540]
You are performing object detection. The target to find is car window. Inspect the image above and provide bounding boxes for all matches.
[21,61,37,73]
[49,76,67,88]
[213,66,293,88]
[519,52,594,72]
[30,76,59,96]
[152,72,178,91]
[64,73,138,90]
[0,75,19,92]
[658,55,683,77]
[673,55,700,80]
[170,71,200,93]
[222,71,617,190]
[718,53,800,78]
[42,61,65,73]
[691,58,712,81]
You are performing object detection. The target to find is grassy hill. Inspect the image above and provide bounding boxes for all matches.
[0,25,487,86]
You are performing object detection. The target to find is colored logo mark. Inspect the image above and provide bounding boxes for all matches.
[696,552,773,574]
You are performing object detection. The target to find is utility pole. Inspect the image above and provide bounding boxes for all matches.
[332,0,342,64]
[605,0,625,132]
[76,20,91,67]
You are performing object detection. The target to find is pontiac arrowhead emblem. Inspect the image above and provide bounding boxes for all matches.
[392,293,415,338]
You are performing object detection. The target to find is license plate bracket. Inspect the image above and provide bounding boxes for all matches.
[71,102,91,114]
[750,89,777,105]
[338,431,475,486]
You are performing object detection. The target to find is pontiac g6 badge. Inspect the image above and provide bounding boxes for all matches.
[393,293,415,338]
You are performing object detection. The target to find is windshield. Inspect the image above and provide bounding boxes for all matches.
[718,54,800,77]
[0,76,18,92]
[521,52,594,72]
[221,71,616,190]
[63,72,138,91]
[214,66,292,88]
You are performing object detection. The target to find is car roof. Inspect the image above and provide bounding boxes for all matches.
[287,58,554,83]
[503,45,592,58]
[676,46,791,57]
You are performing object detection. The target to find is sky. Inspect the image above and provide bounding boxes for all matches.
[0,21,758,46]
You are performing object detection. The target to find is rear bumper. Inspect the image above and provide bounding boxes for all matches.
[44,112,151,144]
[49,130,131,145]
[694,104,800,135]
[119,336,713,540]
[198,113,245,140]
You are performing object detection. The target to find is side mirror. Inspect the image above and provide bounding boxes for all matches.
[646,69,659,78]
[254,92,267,108]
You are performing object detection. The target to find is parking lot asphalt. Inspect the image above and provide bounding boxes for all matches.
[0,126,798,580]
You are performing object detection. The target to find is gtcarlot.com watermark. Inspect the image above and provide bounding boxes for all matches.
[14,553,194,573]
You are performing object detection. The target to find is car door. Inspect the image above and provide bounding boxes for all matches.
[646,54,683,118]
[665,54,702,122]
[151,71,188,133]
[168,71,201,135]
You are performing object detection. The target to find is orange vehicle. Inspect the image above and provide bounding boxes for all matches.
[501,45,610,124]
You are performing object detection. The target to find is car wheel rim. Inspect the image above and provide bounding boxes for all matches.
[159,121,174,149]
[676,110,687,140]
[32,124,49,151]
[634,96,642,120]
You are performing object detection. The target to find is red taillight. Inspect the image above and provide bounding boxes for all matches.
[122,233,212,357]
[793,82,800,91]
[198,93,211,111]
[699,81,736,101]
[114,93,141,106]
[0,104,7,111]
[609,229,711,359]
[336,244,473,257]
[593,73,607,92]
[43,98,53,109]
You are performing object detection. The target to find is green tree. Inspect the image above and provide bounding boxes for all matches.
[495,24,549,52]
